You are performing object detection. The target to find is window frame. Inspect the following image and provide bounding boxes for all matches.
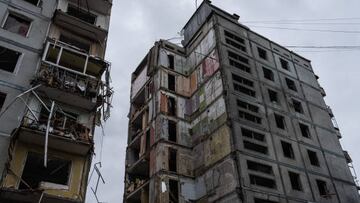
[22,0,41,7]
[2,11,33,38]
[0,45,23,74]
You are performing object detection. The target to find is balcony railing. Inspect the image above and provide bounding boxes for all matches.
[21,108,92,143]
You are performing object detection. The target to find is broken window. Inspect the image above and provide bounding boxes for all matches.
[243,141,268,154]
[257,47,268,60]
[3,13,31,37]
[168,55,174,69]
[249,174,276,189]
[237,100,258,112]
[59,34,91,53]
[263,67,274,81]
[67,5,97,24]
[168,97,176,116]
[274,114,286,129]
[316,179,329,197]
[169,179,179,203]
[168,74,176,91]
[224,30,246,52]
[19,152,71,189]
[289,171,302,191]
[168,148,177,172]
[268,89,278,104]
[285,78,297,92]
[247,160,273,175]
[228,51,249,65]
[280,58,290,70]
[254,198,278,203]
[281,141,295,159]
[229,58,250,73]
[0,92,6,110]
[241,128,265,142]
[0,46,21,73]
[23,0,39,5]
[168,120,177,142]
[308,150,320,166]
[239,110,262,124]
[233,84,256,97]
[299,123,311,138]
[292,99,304,114]
[59,48,86,73]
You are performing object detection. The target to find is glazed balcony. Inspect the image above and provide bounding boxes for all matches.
[16,108,93,155]
[33,40,109,110]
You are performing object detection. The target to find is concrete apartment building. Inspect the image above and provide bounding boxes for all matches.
[0,0,112,202]
[124,1,360,203]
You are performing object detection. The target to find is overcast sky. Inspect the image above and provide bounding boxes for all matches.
[86,1,360,202]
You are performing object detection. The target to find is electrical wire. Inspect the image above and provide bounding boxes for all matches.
[247,25,360,34]
[245,22,360,25]
[242,17,360,23]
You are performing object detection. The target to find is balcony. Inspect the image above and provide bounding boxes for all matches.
[16,108,93,155]
[53,9,108,41]
[67,0,112,15]
[125,179,149,203]
[33,40,109,110]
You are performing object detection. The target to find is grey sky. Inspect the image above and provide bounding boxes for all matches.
[86,1,360,202]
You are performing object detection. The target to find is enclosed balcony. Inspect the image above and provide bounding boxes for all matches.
[33,40,109,110]
[53,8,108,42]
[16,107,93,156]
[67,0,112,15]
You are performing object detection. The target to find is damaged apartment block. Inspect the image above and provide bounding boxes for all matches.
[124,1,360,203]
[0,0,113,202]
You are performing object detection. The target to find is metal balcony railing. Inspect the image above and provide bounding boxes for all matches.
[22,108,92,143]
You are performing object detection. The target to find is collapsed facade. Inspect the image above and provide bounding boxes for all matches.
[124,1,360,203]
[0,0,112,202]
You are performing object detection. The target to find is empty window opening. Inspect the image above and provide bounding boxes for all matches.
[237,100,259,113]
[257,47,268,60]
[239,111,262,124]
[241,128,265,142]
[168,55,174,69]
[268,89,278,104]
[168,148,177,172]
[168,74,176,91]
[243,141,268,154]
[169,179,179,203]
[67,5,97,24]
[145,130,150,151]
[281,141,295,159]
[232,74,254,87]
[59,34,90,53]
[229,58,250,73]
[224,30,246,52]
[0,92,6,110]
[285,78,297,92]
[228,51,249,65]
[249,174,276,189]
[254,198,278,203]
[0,46,21,73]
[316,179,329,197]
[274,114,286,129]
[168,97,176,116]
[168,120,177,142]
[292,99,304,114]
[289,171,302,191]
[308,150,320,166]
[3,13,31,37]
[247,160,273,175]
[263,67,274,81]
[233,83,256,97]
[19,152,71,189]
[280,58,290,70]
[23,0,39,5]
[299,123,311,138]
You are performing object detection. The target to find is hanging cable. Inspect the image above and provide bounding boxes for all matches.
[242,17,360,23]
[247,25,360,34]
